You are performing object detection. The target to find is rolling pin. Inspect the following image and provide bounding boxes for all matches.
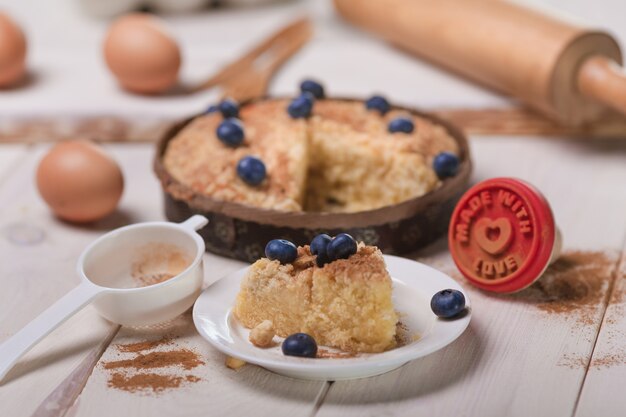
[334,0,626,126]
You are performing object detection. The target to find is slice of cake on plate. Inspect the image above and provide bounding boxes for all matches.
[233,237,398,353]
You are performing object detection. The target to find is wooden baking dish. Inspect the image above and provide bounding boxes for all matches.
[154,101,472,262]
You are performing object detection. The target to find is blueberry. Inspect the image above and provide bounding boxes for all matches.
[316,251,331,268]
[310,234,332,255]
[433,152,460,179]
[218,99,239,118]
[300,79,325,99]
[216,118,244,147]
[237,156,266,186]
[326,233,357,261]
[388,117,414,134]
[265,239,298,264]
[365,95,390,115]
[282,333,317,358]
[205,104,219,114]
[310,234,332,267]
[431,289,466,318]
[288,93,314,119]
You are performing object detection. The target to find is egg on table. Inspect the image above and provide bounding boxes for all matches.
[36,141,124,223]
[0,12,27,87]
[103,13,181,94]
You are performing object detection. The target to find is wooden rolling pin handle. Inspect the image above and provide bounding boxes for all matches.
[578,56,626,116]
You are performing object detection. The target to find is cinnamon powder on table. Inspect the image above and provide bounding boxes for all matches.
[116,337,172,353]
[504,251,614,321]
[103,349,204,371]
[103,337,205,394]
[108,373,187,394]
[504,250,624,370]
[445,250,625,369]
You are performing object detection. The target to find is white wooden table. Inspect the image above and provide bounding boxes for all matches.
[0,1,625,416]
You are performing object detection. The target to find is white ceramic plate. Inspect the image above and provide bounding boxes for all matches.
[193,255,471,381]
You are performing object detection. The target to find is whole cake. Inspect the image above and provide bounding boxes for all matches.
[234,237,398,354]
[162,95,459,213]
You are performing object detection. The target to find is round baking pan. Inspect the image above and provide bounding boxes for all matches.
[154,98,472,263]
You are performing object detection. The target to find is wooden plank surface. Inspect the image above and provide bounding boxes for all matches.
[0,144,31,182]
[0,1,625,416]
[315,135,626,417]
[0,145,118,417]
[575,244,626,417]
[2,107,626,144]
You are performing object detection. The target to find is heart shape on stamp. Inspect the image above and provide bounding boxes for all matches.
[474,217,513,255]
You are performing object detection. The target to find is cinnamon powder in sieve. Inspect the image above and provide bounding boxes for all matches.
[131,243,191,287]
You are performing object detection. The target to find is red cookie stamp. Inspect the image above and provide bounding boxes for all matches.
[449,178,562,293]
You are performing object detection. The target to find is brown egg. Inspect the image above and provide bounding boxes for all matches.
[103,13,181,94]
[0,12,27,87]
[36,141,124,223]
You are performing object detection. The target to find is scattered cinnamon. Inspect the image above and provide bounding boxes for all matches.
[504,251,614,324]
[103,339,205,394]
[394,321,417,348]
[116,337,172,353]
[185,375,201,383]
[103,349,204,371]
[591,353,626,369]
[108,372,187,393]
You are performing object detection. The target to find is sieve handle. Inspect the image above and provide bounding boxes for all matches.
[179,215,209,232]
[0,282,103,383]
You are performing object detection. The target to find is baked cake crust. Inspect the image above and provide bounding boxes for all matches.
[163,99,308,211]
[162,98,458,213]
[233,243,398,353]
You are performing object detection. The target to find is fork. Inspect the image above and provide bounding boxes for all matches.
[192,17,314,102]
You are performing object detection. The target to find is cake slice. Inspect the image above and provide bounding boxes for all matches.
[233,243,398,353]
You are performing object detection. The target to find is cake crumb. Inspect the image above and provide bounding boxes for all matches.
[249,320,275,347]
[225,356,247,370]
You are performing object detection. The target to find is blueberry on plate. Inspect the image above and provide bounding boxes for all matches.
[310,233,332,267]
[388,117,414,134]
[205,104,219,114]
[431,289,466,318]
[327,233,357,261]
[216,118,245,147]
[218,98,240,118]
[237,156,266,186]
[433,152,460,179]
[282,333,318,358]
[288,92,314,119]
[365,95,390,115]
[265,239,298,264]
[300,79,325,99]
